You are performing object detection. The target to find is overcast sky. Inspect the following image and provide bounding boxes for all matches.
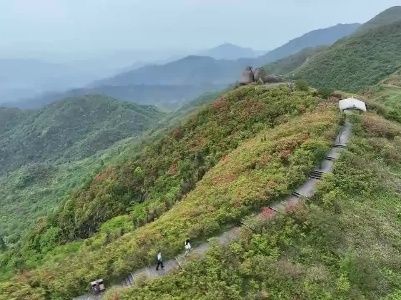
[0,0,399,61]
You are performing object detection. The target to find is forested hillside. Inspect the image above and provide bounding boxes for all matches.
[356,5,401,33]
[0,107,32,135]
[0,95,163,174]
[0,84,342,299]
[0,142,130,246]
[362,68,401,121]
[264,46,327,76]
[255,23,360,66]
[0,95,164,248]
[293,11,401,92]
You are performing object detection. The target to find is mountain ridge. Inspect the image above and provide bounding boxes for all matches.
[293,19,401,92]
[356,6,401,33]
[94,23,361,88]
[199,42,265,60]
[255,23,360,65]
[5,23,359,110]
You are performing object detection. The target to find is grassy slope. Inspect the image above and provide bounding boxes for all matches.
[359,68,401,124]
[0,87,341,299]
[294,20,401,92]
[105,112,401,300]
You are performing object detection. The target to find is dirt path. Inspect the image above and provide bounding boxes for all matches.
[74,120,353,300]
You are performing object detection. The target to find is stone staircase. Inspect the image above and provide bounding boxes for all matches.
[74,120,353,300]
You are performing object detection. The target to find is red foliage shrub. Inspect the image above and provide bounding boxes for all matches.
[284,201,309,222]
[213,173,236,185]
[362,114,401,139]
[221,154,228,162]
[285,202,298,214]
[255,153,272,168]
[261,207,275,218]
[280,150,292,160]
[168,164,178,175]
[172,128,182,139]
[94,167,116,182]
[111,292,120,300]
[94,172,107,181]
[213,99,229,112]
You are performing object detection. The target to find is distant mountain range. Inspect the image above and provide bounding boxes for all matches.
[94,23,360,88]
[199,43,266,60]
[3,23,360,110]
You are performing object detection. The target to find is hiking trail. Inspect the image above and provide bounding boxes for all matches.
[74,119,353,300]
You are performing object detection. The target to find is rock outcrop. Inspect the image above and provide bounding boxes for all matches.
[253,68,267,82]
[239,66,255,85]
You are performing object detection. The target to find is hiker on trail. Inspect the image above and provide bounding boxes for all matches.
[185,239,191,255]
[156,251,164,270]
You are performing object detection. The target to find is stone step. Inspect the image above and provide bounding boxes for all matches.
[127,273,134,286]
[311,170,324,174]
[310,170,324,180]
[334,144,346,148]
[292,191,302,198]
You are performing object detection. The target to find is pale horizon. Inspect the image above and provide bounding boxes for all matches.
[0,0,398,62]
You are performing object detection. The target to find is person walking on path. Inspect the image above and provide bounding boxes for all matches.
[156,251,164,270]
[185,239,191,256]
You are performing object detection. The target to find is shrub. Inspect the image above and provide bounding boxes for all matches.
[317,87,335,99]
[295,80,309,91]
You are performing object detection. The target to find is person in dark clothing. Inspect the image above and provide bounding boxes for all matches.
[156,251,164,270]
[185,239,191,255]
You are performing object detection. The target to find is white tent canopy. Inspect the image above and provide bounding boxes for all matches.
[339,98,367,112]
